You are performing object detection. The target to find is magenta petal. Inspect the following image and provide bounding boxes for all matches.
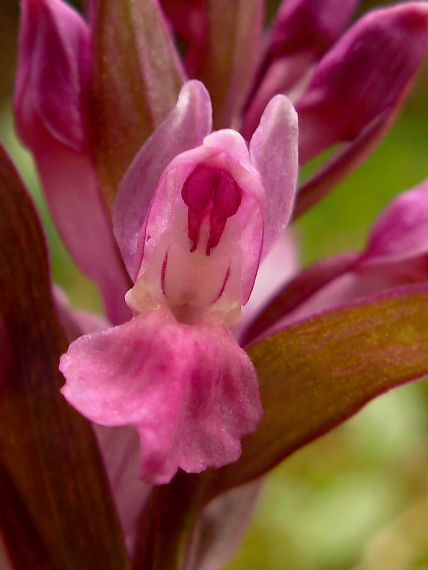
[113,80,213,280]
[249,94,298,258]
[295,3,428,164]
[60,309,262,485]
[363,179,428,264]
[242,0,357,138]
[15,0,89,151]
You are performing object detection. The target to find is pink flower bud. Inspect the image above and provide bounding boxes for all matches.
[14,0,130,325]
[296,3,428,164]
[242,0,357,139]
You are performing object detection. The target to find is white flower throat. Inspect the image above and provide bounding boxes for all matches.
[125,163,244,325]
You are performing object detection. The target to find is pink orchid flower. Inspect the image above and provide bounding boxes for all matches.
[59,80,299,485]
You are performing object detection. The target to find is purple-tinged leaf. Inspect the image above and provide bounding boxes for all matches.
[0,317,11,386]
[296,2,428,165]
[195,0,263,129]
[113,80,212,278]
[89,0,184,205]
[210,285,428,493]
[0,144,130,569]
[0,528,12,570]
[0,462,55,570]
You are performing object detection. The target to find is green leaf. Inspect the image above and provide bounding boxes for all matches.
[134,286,428,569]
[0,144,130,569]
[196,0,263,129]
[89,0,184,205]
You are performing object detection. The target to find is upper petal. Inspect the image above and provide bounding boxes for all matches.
[127,129,265,311]
[60,308,262,485]
[113,80,213,280]
[249,94,299,258]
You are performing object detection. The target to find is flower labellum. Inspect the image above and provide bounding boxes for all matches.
[60,81,298,485]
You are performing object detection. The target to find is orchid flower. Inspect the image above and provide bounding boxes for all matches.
[59,80,299,485]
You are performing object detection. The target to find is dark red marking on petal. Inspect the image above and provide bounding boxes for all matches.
[161,251,169,296]
[181,163,242,253]
[213,265,232,304]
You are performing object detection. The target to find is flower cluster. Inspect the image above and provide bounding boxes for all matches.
[1,0,428,567]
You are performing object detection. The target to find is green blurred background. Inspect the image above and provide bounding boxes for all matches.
[2,1,428,568]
